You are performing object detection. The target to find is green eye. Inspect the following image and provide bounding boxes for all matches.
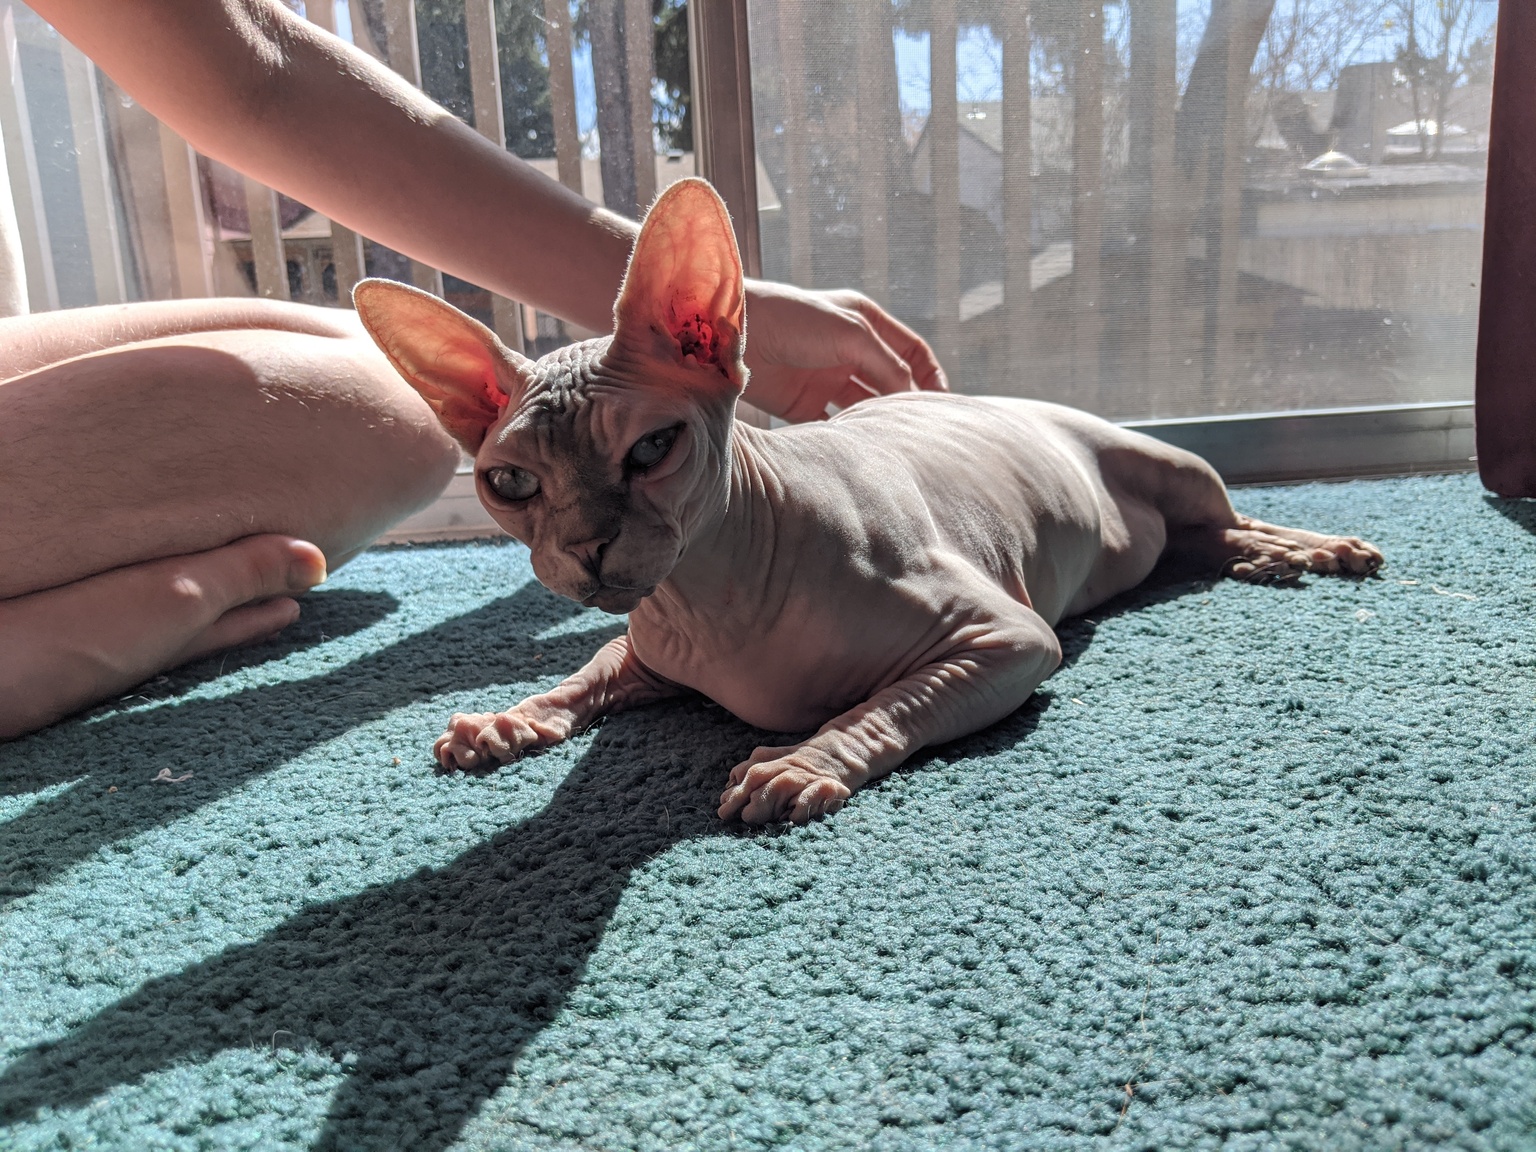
[628,425,681,471]
[484,466,540,501]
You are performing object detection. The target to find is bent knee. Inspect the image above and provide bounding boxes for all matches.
[1,326,459,590]
[157,328,461,542]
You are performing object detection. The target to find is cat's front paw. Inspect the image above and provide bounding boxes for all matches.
[717,744,856,825]
[433,708,566,773]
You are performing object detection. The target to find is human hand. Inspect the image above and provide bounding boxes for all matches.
[740,280,948,423]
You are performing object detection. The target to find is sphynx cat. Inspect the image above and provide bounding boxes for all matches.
[353,178,1382,825]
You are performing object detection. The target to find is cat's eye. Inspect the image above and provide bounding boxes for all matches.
[483,465,540,502]
[627,425,681,471]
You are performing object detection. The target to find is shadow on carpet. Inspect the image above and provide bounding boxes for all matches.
[0,582,610,906]
[0,699,762,1148]
[0,587,1047,1150]
[1486,494,1536,539]
[3,473,1536,1151]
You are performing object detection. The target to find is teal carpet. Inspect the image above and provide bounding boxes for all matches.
[3,472,1536,1150]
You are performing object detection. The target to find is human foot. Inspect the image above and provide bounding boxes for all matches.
[160,537,327,664]
[0,535,326,739]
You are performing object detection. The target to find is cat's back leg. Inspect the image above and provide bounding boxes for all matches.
[1084,419,1383,584]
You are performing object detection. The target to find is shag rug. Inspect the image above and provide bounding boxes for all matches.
[3,472,1535,1151]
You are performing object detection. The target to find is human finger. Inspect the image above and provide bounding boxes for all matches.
[787,370,881,420]
[746,367,848,423]
[827,376,880,415]
[828,309,915,397]
[840,294,949,392]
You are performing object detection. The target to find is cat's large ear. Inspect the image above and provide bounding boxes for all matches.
[612,177,746,392]
[353,278,531,453]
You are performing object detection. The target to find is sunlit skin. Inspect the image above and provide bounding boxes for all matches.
[0,0,950,740]
[356,180,1385,826]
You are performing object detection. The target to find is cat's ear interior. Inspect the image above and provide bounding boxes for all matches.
[353,278,531,453]
[612,177,746,391]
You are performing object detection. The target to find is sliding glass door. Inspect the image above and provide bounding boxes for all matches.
[2,0,1498,479]
[745,0,1497,424]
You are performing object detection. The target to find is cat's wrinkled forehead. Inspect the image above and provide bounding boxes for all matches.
[489,337,618,453]
[523,339,608,408]
[350,179,744,461]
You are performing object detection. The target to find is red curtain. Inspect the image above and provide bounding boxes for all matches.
[1476,1,1536,497]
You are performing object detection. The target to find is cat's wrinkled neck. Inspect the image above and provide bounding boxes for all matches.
[651,419,781,608]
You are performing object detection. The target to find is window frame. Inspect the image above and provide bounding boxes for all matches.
[695,0,1504,486]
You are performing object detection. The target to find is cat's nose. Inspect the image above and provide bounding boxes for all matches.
[565,537,610,576]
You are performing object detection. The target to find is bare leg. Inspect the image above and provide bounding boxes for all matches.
[0,299,460,737]
[1,302,458,597]
[0,297,368,382]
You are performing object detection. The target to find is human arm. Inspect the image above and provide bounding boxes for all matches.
[31,0,946,412]
[34,0,627,331]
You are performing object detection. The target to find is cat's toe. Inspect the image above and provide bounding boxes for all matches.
[790,778,851,824]
[728,743,798,786]
[434,733,481,773]
[720,753,855,824]
[433,711,513,773]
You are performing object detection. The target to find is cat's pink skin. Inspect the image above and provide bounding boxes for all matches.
[356,180,1382,825]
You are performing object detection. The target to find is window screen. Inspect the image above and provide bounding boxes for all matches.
[747,0,1497,420]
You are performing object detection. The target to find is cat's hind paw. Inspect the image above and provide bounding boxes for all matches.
[1219,517,1383,582]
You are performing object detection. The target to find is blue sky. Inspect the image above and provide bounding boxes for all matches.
[890,0,1498,117]
[895,25,1004,115]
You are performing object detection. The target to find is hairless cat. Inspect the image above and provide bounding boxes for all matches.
[354,179,1381,825]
